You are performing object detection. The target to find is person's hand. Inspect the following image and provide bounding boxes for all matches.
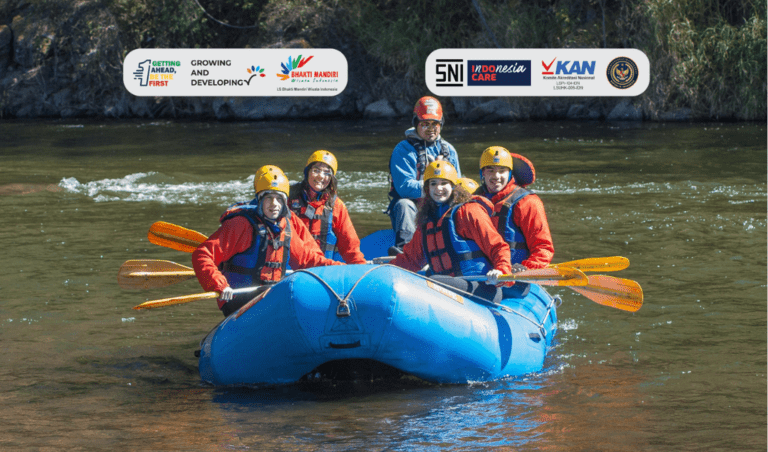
[218,286,234,302]
[510,263,528,273]
[485,269,503,286]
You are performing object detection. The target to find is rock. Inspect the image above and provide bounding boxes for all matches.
[393,99,411,116]
[566,102,603,120]
[659,108,692,121]
[364,99,396,118]
[465,99,513,122]
[0,25,12,74]
[607,99,642,121]
[450,97,471,118]
[12,14,55,68]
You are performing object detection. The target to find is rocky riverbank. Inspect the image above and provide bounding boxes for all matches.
[0,0,762,122]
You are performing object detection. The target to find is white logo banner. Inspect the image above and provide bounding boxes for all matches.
[426,48,649,97]
[123,48,348,97]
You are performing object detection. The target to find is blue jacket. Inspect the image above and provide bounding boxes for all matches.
[389,128,461,200]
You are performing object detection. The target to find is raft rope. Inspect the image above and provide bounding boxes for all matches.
[292,265,385,317]
[503,294,561,339]
[290,265,560,339]
[378,264,515,313]
[390,264,562,338]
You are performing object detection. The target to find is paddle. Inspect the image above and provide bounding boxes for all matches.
[464,268,642,312]
[549,256,629,273]
[132,286,262,310]
[463,267,588,286]
[570,275,643,312]
[118,259,196,289]
[148,221,208,253]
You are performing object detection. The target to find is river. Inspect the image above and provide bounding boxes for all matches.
[0,119,765,451]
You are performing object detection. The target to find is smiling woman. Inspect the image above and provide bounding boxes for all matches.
[288,150,367,264]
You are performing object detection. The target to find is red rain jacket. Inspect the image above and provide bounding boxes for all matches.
[290,190,367,265]
[487,182,554,269]
[192,213,342,298]
[391,199,512,275]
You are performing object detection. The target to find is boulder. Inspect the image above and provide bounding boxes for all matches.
[465,99,513,123]
[0,25,12,74]
[363,99,396,118]
[607,99,642,121]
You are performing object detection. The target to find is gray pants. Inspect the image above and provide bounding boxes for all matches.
[388,198,418,248]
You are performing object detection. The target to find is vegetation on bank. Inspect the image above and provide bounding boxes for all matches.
[5,0,767,120]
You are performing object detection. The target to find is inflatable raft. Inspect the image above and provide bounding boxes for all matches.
[198,263,558,386]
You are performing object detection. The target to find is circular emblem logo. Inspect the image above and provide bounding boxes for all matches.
[606,57,639,89]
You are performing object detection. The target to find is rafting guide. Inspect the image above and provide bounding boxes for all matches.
[386,96,461,256]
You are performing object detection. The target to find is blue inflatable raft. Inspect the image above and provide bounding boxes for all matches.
[198,263,559,386]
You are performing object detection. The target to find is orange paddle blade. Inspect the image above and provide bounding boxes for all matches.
[550,256,629,273]
[569,275,643,312]
[148,221,208,253]
[118,259,196,290]
[133,291,219,310]
[499,267,588,286]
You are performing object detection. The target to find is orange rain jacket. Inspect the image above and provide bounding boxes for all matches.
[485,182,554,269]
[192,213,342,304]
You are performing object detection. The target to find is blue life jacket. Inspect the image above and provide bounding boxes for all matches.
[422,199,494,277]
[218,201,291,287]
[493,187,532,264]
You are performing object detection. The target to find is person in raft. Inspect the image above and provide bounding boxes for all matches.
[288,150,367,264]
[386,96,461,256]
[456,177,479,193]
[475,146,554,271]
[390,160,513,301]
[193,165,343,316]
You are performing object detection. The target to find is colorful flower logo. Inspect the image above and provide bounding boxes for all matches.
[245,65,265,85]
[277,55,314,81]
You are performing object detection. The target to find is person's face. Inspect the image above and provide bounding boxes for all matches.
[428,179,453,204]
[308,162,333,192]
[482,166,510,194]
[416,120,441,141]
[260,193,284,220]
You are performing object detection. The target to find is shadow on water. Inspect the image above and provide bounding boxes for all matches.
[211,359,437,405]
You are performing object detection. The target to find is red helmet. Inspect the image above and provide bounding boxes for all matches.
[412,96,444,127]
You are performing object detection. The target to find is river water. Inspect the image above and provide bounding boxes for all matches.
[0,119,765,451]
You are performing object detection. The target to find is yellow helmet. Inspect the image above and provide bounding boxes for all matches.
[423,160,459,185]
[253,166,290,197]
[479,146,513,171]
[306,150,338,175]
[254,165,281,180]
[456,177,479,192]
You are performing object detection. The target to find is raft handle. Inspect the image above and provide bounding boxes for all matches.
[329,340,361,349]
